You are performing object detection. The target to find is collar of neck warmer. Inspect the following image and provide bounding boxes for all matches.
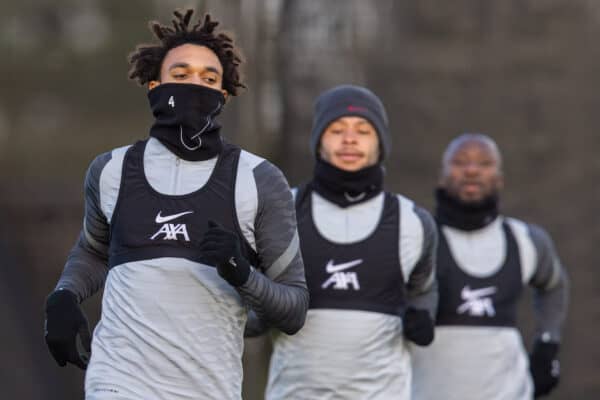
[435,187,499,231]
[148,83,224,161]
[311,158,384,208]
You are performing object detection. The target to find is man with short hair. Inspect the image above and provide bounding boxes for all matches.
[43,9,308,400]
[261,85,438,400]
[411,133,569,399]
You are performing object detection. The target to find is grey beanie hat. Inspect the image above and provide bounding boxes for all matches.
[310,84,390,160]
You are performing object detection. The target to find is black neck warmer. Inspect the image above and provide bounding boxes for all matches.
[148,83,225,161]
[311,158,384,208]
[435,187,499,231]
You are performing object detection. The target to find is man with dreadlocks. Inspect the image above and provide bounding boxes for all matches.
[43,9,308,399]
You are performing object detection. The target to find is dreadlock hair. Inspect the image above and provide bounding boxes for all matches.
[128,9,245,96]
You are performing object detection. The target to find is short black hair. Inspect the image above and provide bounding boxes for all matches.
[128,9,245,95]
[442,133,503,172]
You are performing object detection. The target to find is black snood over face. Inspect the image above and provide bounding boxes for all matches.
[148,83,225,161]
[312,158,384,208]
[435,187,499,231]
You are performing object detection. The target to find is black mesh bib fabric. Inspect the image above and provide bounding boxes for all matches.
[436,221,523,328]
[295,185,405,316]
[108,139,257,268]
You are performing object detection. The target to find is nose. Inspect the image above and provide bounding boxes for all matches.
[189,74,204,85]
[463,162,481,176]
[341,130,358,144]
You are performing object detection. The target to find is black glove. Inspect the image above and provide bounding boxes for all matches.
[44,289,91,370]
[198,220,251,287]
[403,307,434,346]
[530,339,560,398]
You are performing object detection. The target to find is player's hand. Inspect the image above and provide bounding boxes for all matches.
[198,220,251,287]
[403,307,434,346]
[44,289,91,370]
[530,340,560,397]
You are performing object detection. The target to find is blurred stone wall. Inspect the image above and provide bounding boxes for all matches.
[0,0,598,398]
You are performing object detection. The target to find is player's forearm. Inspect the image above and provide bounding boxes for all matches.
[533,268,569,342]
[237,268,309,335]
[528,224,569,342]
[246,160,309,333]
[406,206,439,319]
[55,231,109,303]
[407,279,438,320]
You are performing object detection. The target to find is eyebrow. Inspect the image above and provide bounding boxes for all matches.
[204,66,221,74]
[168,63,222,75]
[168,62,190,70]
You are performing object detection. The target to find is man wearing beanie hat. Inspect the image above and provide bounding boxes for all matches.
[259,85,439,399]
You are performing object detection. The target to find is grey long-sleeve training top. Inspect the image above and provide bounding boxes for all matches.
[55,137,308,400]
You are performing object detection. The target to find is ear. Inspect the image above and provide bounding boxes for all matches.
[221,89,229,101]
[148,80,160,90]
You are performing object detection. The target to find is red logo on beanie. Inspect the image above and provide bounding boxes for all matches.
[347,105,367,112]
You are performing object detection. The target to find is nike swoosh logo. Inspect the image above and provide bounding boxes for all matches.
[325,259,363,273]
[461,285,497,299]
[155,211,194,224]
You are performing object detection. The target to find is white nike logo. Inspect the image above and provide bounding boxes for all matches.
[460,285,497,300]
[325,259,363,273]
[155,211,194,224]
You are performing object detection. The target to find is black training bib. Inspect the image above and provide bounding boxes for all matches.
[295,185,405,316]
[436,221,523,327]
[108,139,256,268]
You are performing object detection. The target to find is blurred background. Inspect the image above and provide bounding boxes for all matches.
[1,0,598,398]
